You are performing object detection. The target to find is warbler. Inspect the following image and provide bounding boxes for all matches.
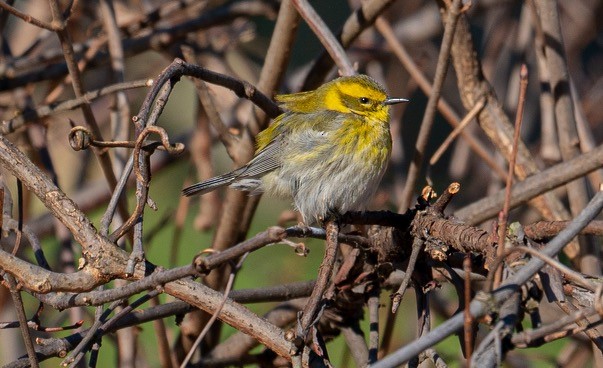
[182,74,407,224]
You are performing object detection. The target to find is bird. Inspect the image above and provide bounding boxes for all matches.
[182,74,407,224]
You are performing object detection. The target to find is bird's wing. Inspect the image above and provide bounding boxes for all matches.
[283,111,343,156]
[236,135,284,178]
[181,170,240,196]
[243,111,342,175]
[182,143,280,196]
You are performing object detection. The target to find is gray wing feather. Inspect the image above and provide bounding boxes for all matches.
[182,169,242,196]
[237,140,282,177]
[182,137,283,196]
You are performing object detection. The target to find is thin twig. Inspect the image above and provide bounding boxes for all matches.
[48,0,129,227]
[291,0,355,76]
[0,1,277,91]
[375,17,507,182]
[463,254,473,363]
[391,238,424,313]
[180,254,248,367]
[298,220,340,339]
[61,299,123,367]
[512,295,603,348]
[4,274,39,368]
[455,144,603,225]
[430,98,486,167]
[399,0,464,210]
[109,126,184,244]
[368,288,380,364]
[250,0,300,134]
[444,0,575,259]
[1,79,150,135]
[534,0,589,217]
[303,0,397,89]
[555,300,603,351]
[486,246,598,293]
[235,0,301,251]
[135,59,280,124]
[493,64,529,289]
[371,189,603,367]
[524,220,603,240]
[0,1,55,30]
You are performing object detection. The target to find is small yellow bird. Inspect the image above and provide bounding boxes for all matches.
[182,74,407,224]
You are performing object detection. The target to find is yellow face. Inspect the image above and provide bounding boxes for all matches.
[322,75,391,122]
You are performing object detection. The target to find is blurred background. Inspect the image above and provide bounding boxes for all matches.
[0,0,601,366]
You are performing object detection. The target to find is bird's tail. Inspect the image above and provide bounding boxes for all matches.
[181,171,239,197]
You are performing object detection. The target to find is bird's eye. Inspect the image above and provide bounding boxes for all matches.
[359,97,370,104]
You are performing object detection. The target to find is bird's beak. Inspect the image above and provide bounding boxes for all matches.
[384,97,409,105]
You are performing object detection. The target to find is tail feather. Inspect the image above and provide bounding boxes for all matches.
[182,171,238,196]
